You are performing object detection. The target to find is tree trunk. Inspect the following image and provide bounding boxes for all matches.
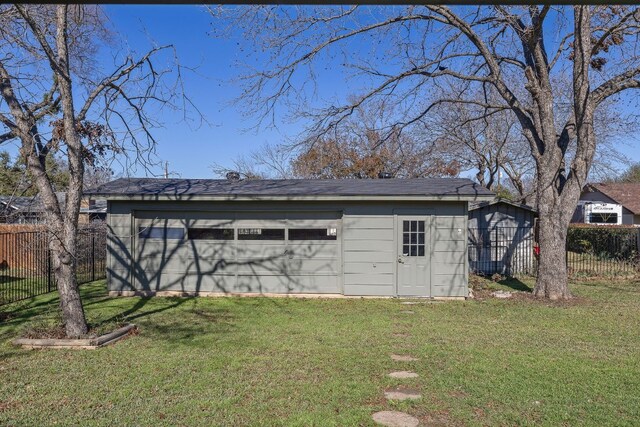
[53,5,88,337]
[534,213,571,300]
[51,229,87,337]
[533,181,575,300]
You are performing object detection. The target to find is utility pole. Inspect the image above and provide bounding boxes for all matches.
[164,161,169,179]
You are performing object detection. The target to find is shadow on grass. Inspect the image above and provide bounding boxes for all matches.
[0,281,246,355]
[497,277,534,292]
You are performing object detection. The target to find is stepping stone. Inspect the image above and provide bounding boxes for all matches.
[400,310,415,314]
[372,410,419,427]
[384,388,422,401]
[388,371,419,379]
[491,290,513,299]
[392,332,410,338]
[391,354,419,362]
[400,301,419,305]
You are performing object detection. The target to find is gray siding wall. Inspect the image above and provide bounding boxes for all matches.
[468,203,536,276]
[468,203,535,229]
[107,200,468,297]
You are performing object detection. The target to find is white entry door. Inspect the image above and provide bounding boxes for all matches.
[397,217,430,297]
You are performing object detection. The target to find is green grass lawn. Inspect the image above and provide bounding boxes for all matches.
[1,278,639,426]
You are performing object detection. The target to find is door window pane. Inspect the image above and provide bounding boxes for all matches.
[238,228,285,240]
[139,227,184,240]
[402,220,426,257]
[288,228,337,240]
[188,228,234,240]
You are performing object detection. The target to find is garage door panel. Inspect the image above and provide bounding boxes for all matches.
[135,211,341,295]
[237,244,287,262]
[137,255,236,275]
[236,259,289,275]
[284,258,339,274]
[135,273,237,293]
[236,275,340,294]
[288,242,338,259]
[183,241,236,259]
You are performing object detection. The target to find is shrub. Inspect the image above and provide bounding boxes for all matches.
[567,226,639,262]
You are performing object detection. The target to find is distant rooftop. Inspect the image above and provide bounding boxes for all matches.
[88,177,494,201]
[584,183,640,214]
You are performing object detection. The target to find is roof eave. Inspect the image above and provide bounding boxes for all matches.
[97,194,494,202]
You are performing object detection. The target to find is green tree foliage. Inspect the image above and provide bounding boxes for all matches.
[0,150,70,196]
[616,163,640,183]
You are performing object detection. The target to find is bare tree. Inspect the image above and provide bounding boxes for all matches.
[428,88,534,201]
[213,5,640,299]
[211,142,292,179]
[0,5,196,336]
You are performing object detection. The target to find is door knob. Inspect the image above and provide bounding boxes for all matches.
[397,257,404,264]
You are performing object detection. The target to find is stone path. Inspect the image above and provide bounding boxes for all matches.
[372,411,420,427]
[384,388,422,401]
[372,303,425,426]
[388,371,419,379]
[390,354,419,362]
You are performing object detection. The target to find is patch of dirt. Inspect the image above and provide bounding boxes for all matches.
[473,407,485,418]
[448,390,468,399]
[419,410,453,427]
[22,324,67,339]
[472,288,588,307]
[0,399,21,413]
[392,332,411,338]
[21,322,130,340]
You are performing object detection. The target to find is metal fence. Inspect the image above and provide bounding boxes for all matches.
[468,226,537,276]
[0,227,106,306]
[469,225,640,278]
[566,227,640,278]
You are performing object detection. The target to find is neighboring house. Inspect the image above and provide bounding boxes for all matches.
[0,196,48,224]
[90,177,494,298]
[572,183,640,225]
[468,199,537,275]
[79,198,107,224]
[0,194,106,225]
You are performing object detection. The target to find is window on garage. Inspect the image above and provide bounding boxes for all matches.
[188,228,234,240]
[238,228,285,240]
[288,228,337,240]
[139,227,185,239]
[402,220,425,256]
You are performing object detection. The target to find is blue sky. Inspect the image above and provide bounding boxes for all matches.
[99,5,640,179]
[5,5,638,179]
[103,5,273,178]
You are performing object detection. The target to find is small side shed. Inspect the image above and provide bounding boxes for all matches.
[91,177,493,298]
[468,199,537,276]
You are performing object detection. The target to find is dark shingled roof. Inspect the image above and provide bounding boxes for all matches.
[88,178,493,199]
[469,198,537,213]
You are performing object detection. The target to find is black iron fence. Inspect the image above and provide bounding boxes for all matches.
[566,226,640,278]
[468,226,537,276]
[469,225,640,278]
[0,227,106,306]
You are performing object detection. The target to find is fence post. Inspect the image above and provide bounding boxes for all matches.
[46,246,52,293]
[91,232,96,282]
[494,227,498,274]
